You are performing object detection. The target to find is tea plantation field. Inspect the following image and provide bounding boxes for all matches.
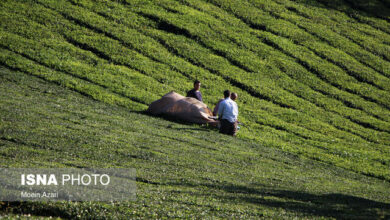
[0,0,389,218]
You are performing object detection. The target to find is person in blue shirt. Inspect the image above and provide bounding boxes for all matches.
[186,80,203,102]
[217,90,239,136]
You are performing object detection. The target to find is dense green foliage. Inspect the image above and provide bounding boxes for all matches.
[0,0,389,218]
[1,67,389,219]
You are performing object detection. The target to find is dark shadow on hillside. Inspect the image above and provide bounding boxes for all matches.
[299,0,390,21]
[166,180,390,219]
[221,184,390,219]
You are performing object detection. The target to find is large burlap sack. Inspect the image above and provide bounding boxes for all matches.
[147,91,217,125]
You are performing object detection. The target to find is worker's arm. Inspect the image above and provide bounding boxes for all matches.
[196,92,203,102]
[217,100,225,119]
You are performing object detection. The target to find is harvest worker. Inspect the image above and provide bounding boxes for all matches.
[231,92,238,101]
[217,90,239,136]
[213,92,238,116]
[186,80,203,102]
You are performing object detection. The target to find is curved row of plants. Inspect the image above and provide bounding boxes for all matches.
[0,0,389,181]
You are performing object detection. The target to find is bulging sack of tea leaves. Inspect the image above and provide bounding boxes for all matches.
[147,91,217,125]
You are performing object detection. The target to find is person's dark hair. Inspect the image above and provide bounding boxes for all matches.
[223,90,231,98]
[194,80,200,85]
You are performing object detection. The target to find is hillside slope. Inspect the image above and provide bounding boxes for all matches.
[1,0,389,181]
[1,67,390,218]
[0,0,390,218]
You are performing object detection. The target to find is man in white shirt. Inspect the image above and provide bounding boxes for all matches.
[217,90,239,136]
